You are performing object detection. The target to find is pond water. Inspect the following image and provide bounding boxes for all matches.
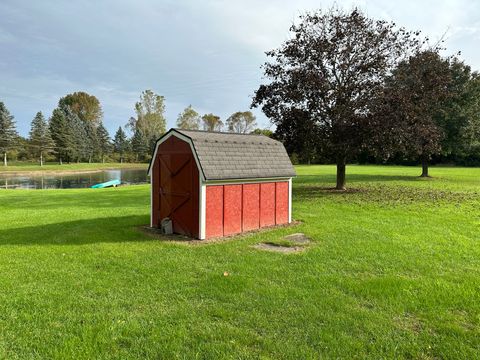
[0,168,149,189]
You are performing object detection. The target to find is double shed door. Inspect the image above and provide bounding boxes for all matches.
[157,136,199,238]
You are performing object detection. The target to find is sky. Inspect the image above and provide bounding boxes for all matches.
[1,0,480,137]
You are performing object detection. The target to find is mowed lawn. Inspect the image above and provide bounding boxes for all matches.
[0,165,479,359]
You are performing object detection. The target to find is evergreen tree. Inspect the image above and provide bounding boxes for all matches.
[176,105,201,130]
[49,107,75,164]
[0,101,18,166]
[66,107,88,162]
[84,120,99,163]
[96,122,111,163]
[29,111,54,166]
[131,128,149,161]
[113,126,128,163]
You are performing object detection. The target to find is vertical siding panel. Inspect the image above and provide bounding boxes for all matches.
[242,183,260,231]
[260,183,276,227]
[223,184,242,236]
[206,185,223,238]
[275,182,289,224]
[258,182,261,229]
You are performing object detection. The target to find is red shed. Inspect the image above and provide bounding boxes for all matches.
[147,129,296,239]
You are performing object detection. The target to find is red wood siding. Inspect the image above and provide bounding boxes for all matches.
[260,183,276,227]
[206,185,224,238]
[205,181,290,239]
[223,185,242,236]
[242,183,260,231]
[275,182,289,224]
[153,135,199,238]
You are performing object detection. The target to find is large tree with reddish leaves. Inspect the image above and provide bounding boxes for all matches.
[252,7,422,189]
[377,50,455,177]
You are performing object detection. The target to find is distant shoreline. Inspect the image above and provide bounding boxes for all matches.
[0,163,148,176]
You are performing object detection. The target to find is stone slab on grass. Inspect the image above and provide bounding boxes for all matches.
[253,243,304,253]
[254,233,311,253]
[284,233,311,244]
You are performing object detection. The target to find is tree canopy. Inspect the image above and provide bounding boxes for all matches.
[226,111,257,133]
[251,128,274,137]
[128,90,166,154]
[177,105,201,130]
[58,92,103,126]
[376,50,454,177]
[202,113,223,132]
[252,7,422,189]
[435,60,480,165]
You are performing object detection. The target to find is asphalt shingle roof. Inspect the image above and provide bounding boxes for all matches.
[175,129,296,180]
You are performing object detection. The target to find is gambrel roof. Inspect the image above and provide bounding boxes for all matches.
[148,129,296,181]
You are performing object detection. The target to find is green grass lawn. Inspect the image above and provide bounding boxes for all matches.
[0,162,147,174]
[0,165,479,359]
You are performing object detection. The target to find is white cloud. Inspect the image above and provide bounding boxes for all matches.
[1,0,480,135]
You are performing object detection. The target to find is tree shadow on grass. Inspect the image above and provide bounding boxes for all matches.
[0,215,157,246]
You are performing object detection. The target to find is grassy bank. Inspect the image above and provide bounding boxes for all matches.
[0,162,148,174]
[0,165,478,359]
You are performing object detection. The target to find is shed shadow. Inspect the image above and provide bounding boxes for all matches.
[0,215,156,246]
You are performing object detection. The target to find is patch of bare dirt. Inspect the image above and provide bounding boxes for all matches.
[254,232,312,253]
[253,242,305,253]
[138,221,303,245]
[284,233,311,244]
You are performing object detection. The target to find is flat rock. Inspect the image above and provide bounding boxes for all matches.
[253,243,304,253]
[284,233,310,244]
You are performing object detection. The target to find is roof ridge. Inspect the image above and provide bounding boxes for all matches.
[175,128,267,137]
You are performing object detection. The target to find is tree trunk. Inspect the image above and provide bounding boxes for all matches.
[3,152,7,167]
[102,155,105,164]
[420,156,429,177]
[336,160,346,190]
[40,152,43,167]
[59,157,62,165]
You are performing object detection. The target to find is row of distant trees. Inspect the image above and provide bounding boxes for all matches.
[0,90,264,166]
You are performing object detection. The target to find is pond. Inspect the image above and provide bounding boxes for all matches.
[0,168,149,189]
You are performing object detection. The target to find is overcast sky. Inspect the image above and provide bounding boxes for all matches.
[1,0,480,136]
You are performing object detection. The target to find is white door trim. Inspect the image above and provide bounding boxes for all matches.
[199,180,207,239]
